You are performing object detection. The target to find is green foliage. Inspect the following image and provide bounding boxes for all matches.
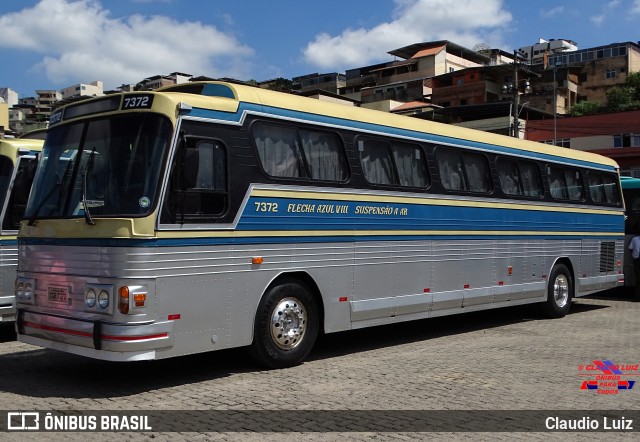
[265,78,293,92]
[605,72,640,112]
[570,100,601,116]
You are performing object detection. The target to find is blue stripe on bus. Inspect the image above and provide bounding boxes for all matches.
[240,197,624,233]
[188,103,618,172]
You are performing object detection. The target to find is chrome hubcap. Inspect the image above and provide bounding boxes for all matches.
[270,297,306,350]
[553,274,569,308]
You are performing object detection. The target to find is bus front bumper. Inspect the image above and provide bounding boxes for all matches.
[16,310,175,361]
[0,298,16,322]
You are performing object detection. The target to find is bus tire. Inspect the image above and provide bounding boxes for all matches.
[542,263,573,318]
[250,279,319,369]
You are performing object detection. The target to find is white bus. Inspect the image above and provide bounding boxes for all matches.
[0,138,43,321]
[15,82,624,368]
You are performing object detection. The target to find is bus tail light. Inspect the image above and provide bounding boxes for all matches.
[119,286,130,314]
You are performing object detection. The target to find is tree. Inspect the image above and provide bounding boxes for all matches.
[570,100,601,116]
[605,71,640,112]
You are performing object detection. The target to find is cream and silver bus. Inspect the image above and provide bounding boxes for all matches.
[0,137,42,321]
[15,82,624,368]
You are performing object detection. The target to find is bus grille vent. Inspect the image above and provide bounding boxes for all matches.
[599,241,615,272]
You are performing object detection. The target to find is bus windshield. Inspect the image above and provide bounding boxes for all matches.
[26,114,172,222]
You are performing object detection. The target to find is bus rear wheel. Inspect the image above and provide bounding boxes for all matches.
[542,263,573,318]
[251,279,319,369]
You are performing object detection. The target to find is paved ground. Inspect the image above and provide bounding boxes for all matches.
[0,288,638,441]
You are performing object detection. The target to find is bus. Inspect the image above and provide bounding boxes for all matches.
[620,176,640,286]
[15,82,624,368]
[0,138,43,321]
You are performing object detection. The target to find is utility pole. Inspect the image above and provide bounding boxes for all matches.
[513,50,519,138]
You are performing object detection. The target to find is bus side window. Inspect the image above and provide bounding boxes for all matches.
[436,149,464,191]
[253,124,304,178]
[462,152,492,193]
[497,158,543,198]
[548,165,584,201]
[391,142,429,188]
[588,172,620,205]
[436,148,491,194]
[164,139,228,224]
[547,166,568,200]
[358,138,396,185]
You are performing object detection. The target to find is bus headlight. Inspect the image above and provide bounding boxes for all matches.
[85,289,97,308]
[98,290,109,309]
[84,284,113,314]
[15,278,35,305]
[24,283,33,301]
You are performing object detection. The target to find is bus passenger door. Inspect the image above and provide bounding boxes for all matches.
[161,135,228,225]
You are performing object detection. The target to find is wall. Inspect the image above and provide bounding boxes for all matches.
[0,102,8,133]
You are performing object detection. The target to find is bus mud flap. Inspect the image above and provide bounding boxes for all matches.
[16,310,24,335]
[93,321,102,350]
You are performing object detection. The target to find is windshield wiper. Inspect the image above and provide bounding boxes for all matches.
[82,148,96,225]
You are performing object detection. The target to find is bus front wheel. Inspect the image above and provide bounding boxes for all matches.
[251,279,319,369]
[542,263,573,318]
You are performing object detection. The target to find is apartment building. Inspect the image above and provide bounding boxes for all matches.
[135,72,192,90]
[550,42,640,104]
[60,80,104,100]
[292,73,346,94]
[0,88,19,108]
[526,109,640,176]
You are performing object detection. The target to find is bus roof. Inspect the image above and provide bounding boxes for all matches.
[0,138,44,162]
[621,176,640,189]
[60,81,619,171]
[161,82,620,170]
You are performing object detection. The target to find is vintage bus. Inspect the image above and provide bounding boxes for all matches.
[0,137,43,321]
[15,82,624,368]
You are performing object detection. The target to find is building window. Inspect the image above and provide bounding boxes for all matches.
[614,134,640,148]
[605,69,617,79]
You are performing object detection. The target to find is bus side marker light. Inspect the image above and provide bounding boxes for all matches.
[423,288,430,293]
[464,284,470,289]
[339,297,348,302]
[252,257,264,265]
[168,314,181,320]
[133,293,147,307]
[118,286,130,315]
[498,281,504,286]
[618,260,622,268]
[507,266,513,275]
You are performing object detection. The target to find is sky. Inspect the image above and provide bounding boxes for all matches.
[1,0,640,97]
